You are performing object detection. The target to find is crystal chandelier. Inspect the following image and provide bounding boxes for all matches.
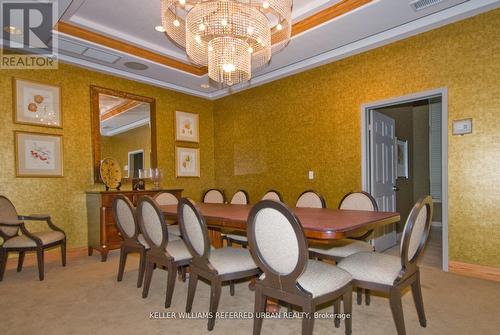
[161,0,292,86]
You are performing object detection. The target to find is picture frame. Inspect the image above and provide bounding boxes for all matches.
[175,111,199,143]
[175,146,200,178]
[13,78,62,128]
[396,138,409,179]
[15,131,63,177]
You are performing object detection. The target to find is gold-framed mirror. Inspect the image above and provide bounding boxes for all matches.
[90,86,157,184]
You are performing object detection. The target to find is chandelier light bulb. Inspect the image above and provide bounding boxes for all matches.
[173,19,180,27]
[195,35,202,44]
[199,23,206,31]
[263,2,270,9]
[276,23,283,31]
[179,0,186,5]
[247,47,254,53]
[247,26,254,34]
[221,18,228,26]
[222,63,236,73]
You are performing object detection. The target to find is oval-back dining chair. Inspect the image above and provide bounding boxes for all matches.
[154,191,182,237]
[261,190,283,202]
[295,190,326,208]
[338,196,433,335]
[202,189,225,204]
[247,200,353,335]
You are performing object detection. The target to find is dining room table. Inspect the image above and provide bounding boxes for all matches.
[161,202,400,312]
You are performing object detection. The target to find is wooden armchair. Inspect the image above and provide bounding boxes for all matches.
[0,195,66,281]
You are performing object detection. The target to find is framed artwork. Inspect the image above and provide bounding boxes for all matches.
[15,131,63,177]
[175,111,199,143]
[175,147,200,177]
[396,138,409,179]
[13,78,62,128]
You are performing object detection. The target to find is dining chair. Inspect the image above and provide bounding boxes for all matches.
[178,198,260,331]
[154,191,182,237]
[225,190,250,248]
[338,196,433,335]
[137,196,192,308]
[0,195,66,281]
[261,190,283,201]
[247,200,353,335]
[113,195,149,288]
[202,189,225,204]
[309,191,377,305]
[295,190,326,208]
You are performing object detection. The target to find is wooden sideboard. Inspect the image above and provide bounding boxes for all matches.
[86,189,183,261]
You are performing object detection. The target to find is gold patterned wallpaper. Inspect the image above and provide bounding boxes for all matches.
[0,63,215,248]
[213,9,500,267]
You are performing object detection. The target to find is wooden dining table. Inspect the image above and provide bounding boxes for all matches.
[161,203,400,247]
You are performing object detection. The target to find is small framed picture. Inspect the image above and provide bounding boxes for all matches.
[13,78,62,128]
[175,147,200,178]
[396,138,409,179]
[175,111,199,143]
[15,131,63,177]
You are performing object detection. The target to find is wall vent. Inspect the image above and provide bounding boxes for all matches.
[410,0,446,11]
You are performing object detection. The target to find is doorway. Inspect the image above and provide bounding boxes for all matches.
[128,149,144,178]
[361,89,448,271]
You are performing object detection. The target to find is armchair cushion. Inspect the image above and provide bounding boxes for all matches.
[3,230,64,248]
[309,239,373,259]
[209,247,257,275]
[337,252,402,286]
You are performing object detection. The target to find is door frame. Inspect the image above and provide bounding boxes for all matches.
[360,88,449,271]
[127,149,145,178]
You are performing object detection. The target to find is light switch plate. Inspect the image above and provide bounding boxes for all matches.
[308,171,314,180]
[452,118,472,135]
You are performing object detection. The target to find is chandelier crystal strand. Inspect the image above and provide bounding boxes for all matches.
[161,0,292,86]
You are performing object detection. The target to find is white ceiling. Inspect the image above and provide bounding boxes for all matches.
[99,94,150,136]
[53,0,500,99]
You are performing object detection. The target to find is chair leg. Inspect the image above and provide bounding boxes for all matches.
[356,287,362,305]
[117,246,128,282]
[229,280,235,296]
[253,287,266,335]
[142,258,155,299]
[343,288,353,335]
[181,266,187,282]
[207,279,222,331]
[0,249,8,281]
[165,263,177,308]
[333,298,341,328]
[186,271,199,313]
[227,239,232,247]
[17,251,25,272]
[61,239,67,267]
[301,303,315,335]
[137,249,146,288]
[411,272,427,327]
[36,248,44,281]
[389,288,406,335]
[365,289,371,306]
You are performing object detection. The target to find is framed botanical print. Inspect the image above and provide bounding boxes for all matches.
[175,111,199,143]
[175,147,200,177]
[14,78,62,128]
[15,131,63,177]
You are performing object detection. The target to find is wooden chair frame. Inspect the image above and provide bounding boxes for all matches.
[112,195,147,288]
[0,195,66,281]
[347,196,433,335]
[295,190,327,208]
[178,198,261,331]
[225,189,250,248]
[138,196,190,308]
[309,191,378,305]
[247,200,353,335]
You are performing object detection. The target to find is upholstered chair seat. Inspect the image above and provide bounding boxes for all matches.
[208,247,257,275]
[338,252,402,285]
[224,233,247,243]
[3,230,65,248]
[165,239,192,261]
[167,225,182,237]
[309,239,374,259]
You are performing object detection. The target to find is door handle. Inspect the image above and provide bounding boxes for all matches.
[392,186,399,191]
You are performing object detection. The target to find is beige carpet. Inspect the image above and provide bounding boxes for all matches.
[1,251,499,335]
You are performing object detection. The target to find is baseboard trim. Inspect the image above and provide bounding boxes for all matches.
[449,260,500,283]
[4,247,89,270]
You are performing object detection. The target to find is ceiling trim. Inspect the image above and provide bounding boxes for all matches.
[101,100,142,121]
[55,21,207,76]
[102,117,151,137]
[54,0,371,77]
[292,0,372,37]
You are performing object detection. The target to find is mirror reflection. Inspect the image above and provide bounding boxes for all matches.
[98,93,151,179]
